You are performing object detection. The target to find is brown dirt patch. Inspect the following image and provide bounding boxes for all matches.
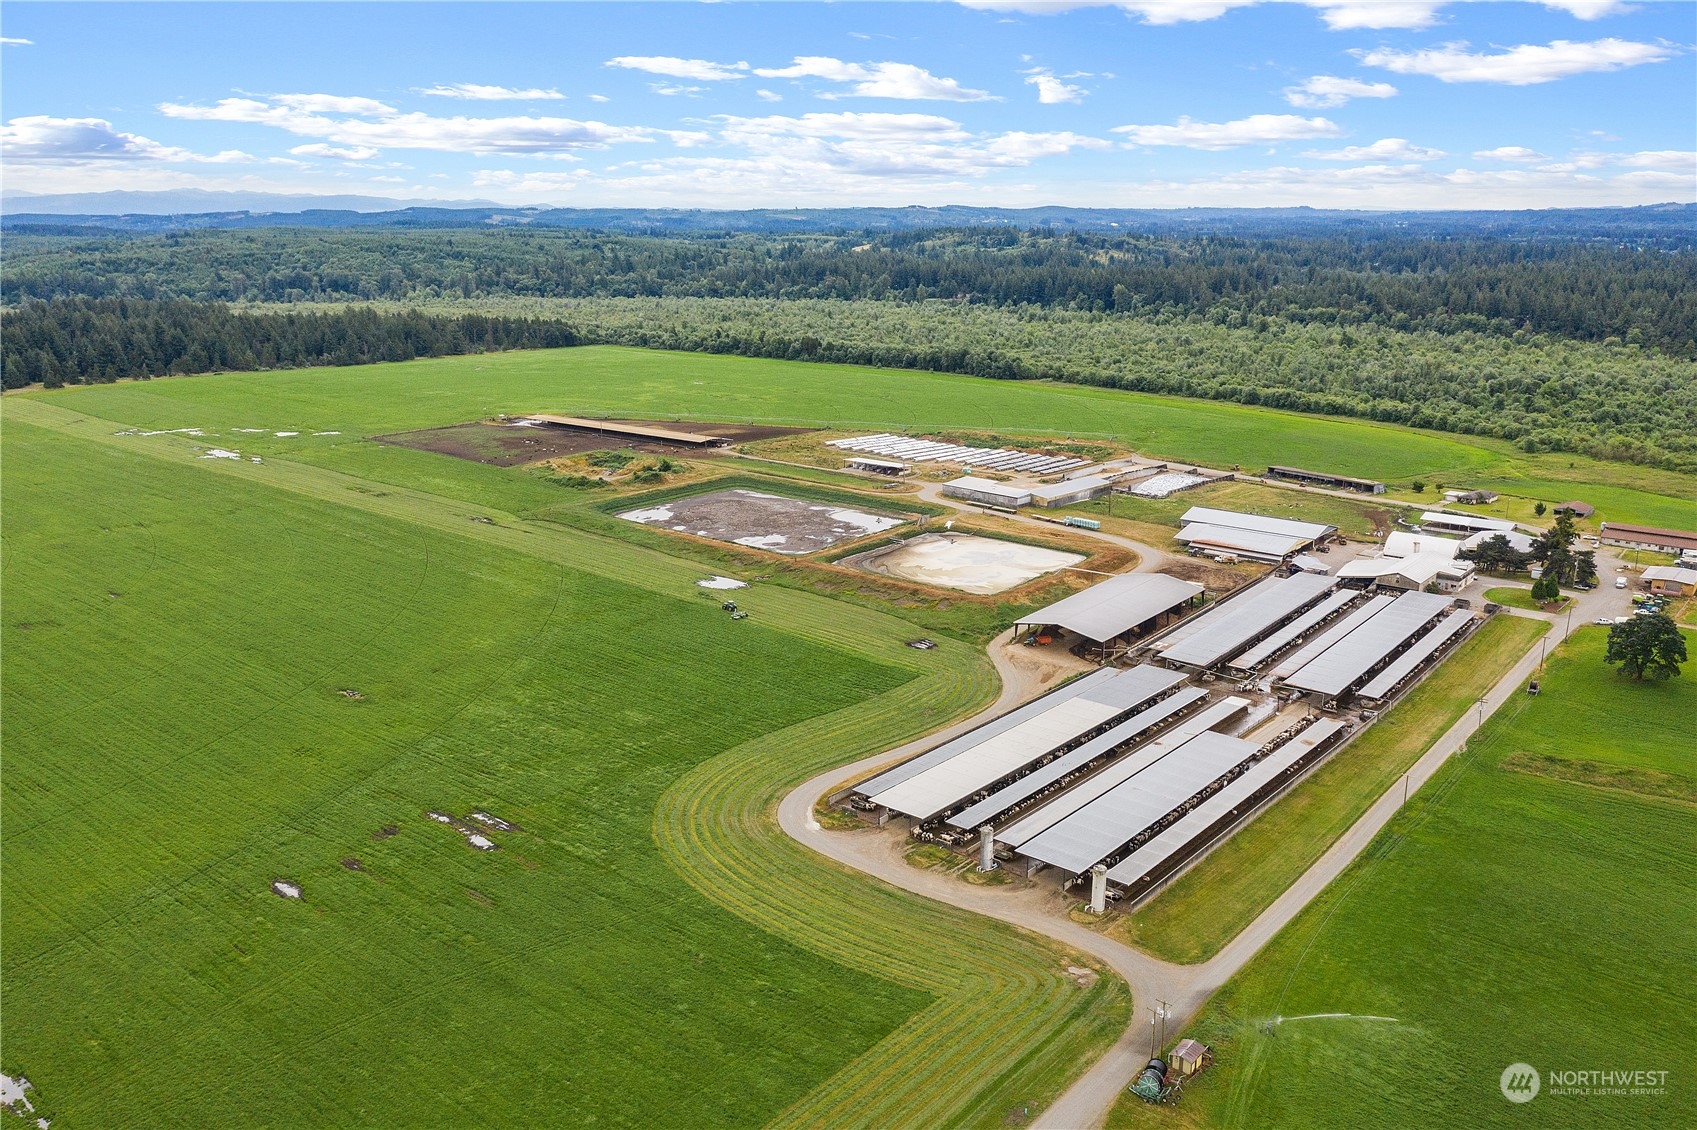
[340,857,365,871]
[1158,558,1265,594]
[374,419,813,467]
[371,824,399,841]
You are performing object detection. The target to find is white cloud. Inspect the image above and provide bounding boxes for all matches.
[1283,74,1398,108]
[1474,145,1549,161]
[649,83,707,97]
[1616,150,1696,170]
[1,36,33,46]
[290,143,381,161]
[1111,1,1259,23]
[1306,2,1445,29]
[0,115,247,163]
[1305,137,1445,160]
[1542,0,1635,18]
[1357,37,1675,85]
[159,94,669,156]
[1114,113,1341,149]
[588,94,611,103]
[756,89,784,103]
[1025,70,1088,103]
[605,56,750,81]
[417,83,566,101]
[753,57,997,101]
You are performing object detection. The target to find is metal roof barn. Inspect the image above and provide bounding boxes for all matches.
[861,665,1187,821]
[945,687,1208,831]
[1226,590,1361,671]
[1420,511,1516,535]
[1154,573,1339,669]
[1105,718,1349,885]
[1176,523,1312,562]
[996,696,1250,847]
[1357,610,1475,701]
[1180,506,1336,543]
[1268,594,1395,679]
[942,476,1032,508]
[1015,731,1258,874]
[1281,591,1454,698]
[1020,572,1203,645]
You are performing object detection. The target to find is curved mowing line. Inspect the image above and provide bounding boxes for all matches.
[653,649,1130,1130]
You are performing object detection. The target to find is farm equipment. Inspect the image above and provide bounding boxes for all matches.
[1062,516,1101,530]
[730,611,749,620]
[1130,1058,1171,1103]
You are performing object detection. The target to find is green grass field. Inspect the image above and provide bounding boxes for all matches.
[1484,585,1568,612]
[1110,627,1696,1130]
[2,402,1125,1128]
[23,345,1697,528]
[1119,614,1549,964]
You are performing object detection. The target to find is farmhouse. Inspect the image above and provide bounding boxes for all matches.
[1599,523,1697,556]
[1640,566,1697,596]
[942,476,1032,509]
[1265,465,1386,494]
[1015,572,1204,657]
[1173,506,1336,563]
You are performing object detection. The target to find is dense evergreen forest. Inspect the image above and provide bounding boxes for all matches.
[6,226,1694,355]
[0,298,576,387]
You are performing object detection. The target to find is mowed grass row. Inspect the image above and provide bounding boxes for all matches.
[1120,614,1549,964]
[1110,628,1697,1130]
[23,345,1697,528]
[655,666,1129,1130]
[4,404,1127,1129]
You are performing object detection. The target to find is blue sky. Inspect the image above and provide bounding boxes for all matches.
[2,1,1692,208]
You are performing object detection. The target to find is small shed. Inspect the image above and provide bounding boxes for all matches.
[1554,500,1594,517]
[1171,1039,1214,1077]
[845,456,910,476]
[1641,565,1697,596]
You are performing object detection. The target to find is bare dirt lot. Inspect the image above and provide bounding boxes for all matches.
[619,488,905,555]
[374,419,813,466]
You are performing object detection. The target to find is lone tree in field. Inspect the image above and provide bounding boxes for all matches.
[1534,501,1547,517]
[1605,613,1688,681]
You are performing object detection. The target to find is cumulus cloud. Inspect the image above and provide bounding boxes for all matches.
[1114,113,1341,149]
[1305,137,1445,160]
[753,57,996,101]
[1541,0,1635,17]
[0,115,246,163]
[1616,150,1696,170]
[289,142,381,161]
[1025,69,1088,103]
[605,56,750,81]
[1306,2,1445,29]
[756,89,784,102]
[1474,145,1549,161]
[1,36,33,45]
[417,83,565,101]
[1283,75,1398,108]
[159,94,671,156]
[1357,37,1675,85]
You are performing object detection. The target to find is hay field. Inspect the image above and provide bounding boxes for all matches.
[1110,627,1696,1129]
[2,403,1122,1128]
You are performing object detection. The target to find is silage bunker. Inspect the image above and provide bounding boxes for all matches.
[618,488,905,554]
[845,532,1084,594]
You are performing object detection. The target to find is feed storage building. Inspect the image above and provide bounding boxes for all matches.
[942,476,1032,509]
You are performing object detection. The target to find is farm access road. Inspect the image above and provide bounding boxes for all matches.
[780,508,1631,1129]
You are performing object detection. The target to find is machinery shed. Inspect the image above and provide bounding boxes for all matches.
[1018,572,1203,649]
[1151,573,1339,670]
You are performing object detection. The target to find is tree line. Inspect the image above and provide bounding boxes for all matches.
[6,226,1693,355]
[0,298,576,388]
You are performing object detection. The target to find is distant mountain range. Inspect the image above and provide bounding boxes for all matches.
[2,191,1691,239]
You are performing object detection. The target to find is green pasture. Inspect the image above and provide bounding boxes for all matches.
[1121,614,1549,964]
[1484,585,1568,612]
[1112,627,1696,1129]
[21,345,1696,528]
[1,404,1124,1128]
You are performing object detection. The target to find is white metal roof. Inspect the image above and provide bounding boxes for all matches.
[1180,506,1336,542]
[1337,553,1451,588]
[1176,523,1310,559]
[1016,731,1258,873]
[1642,565,1697,585]
[1420,511,1516,534]
[864,665,1186,820]
[945,687,1208,830]
[845,456,910,470]
[996,696,1249,847]
[1022,572,1203,643]
[943,476,1030,502]
[1028,476,1112,501]
[1358,610,1474,700]
[1105,718,1348,885]
[1155,573,1339,669]
[1384,531,1461,560]
[1226,590,1360,671]
[1269,594,1394,679]
[1282,591,1454,697]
